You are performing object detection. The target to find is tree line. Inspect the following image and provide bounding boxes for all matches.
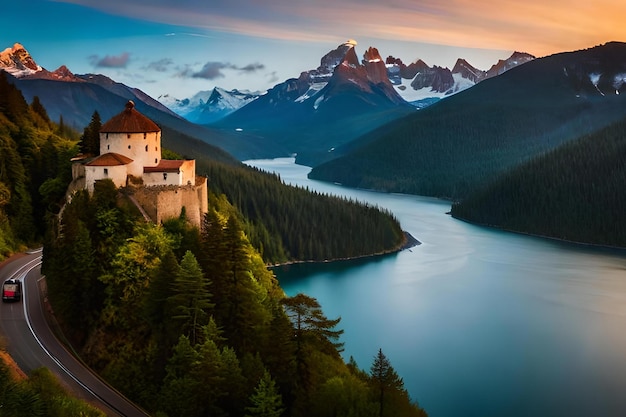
[201,160,407,264]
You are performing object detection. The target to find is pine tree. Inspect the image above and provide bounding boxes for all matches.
[30,96,50,127]
[79,111,101,156]
[168,250,214,345]
[282,293,344,356]
[370,348,405,417]
[246,370,285,417]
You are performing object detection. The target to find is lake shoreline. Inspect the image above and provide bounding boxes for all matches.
[268,230,420,268]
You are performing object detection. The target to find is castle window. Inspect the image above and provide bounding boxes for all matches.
[145,145,148,152]
[106,133,109,139]
[107,145,110,150]
[144,133,147,139]
[128,145,131,149]
[163,173,168,181]
[127,134,131,139]
[103,168,108,176]
[155,158,158,164]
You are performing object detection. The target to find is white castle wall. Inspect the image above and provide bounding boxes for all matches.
[85,164,128,192]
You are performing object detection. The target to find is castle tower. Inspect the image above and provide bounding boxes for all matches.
[72,100,208,227]
[99,100,161,178]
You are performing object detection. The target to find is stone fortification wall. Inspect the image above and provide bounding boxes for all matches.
[131,176,208,228]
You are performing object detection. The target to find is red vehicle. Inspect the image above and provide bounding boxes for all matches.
[2,279,22,302]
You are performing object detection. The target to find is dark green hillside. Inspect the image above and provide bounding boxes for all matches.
[309,42,626,199]
[200,160,407,264]
[0,72,78,260]
[451,115,626,247]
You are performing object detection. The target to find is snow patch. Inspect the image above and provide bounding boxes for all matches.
[589,73,605,96]
[589,73,601,86]
[313,95,325,110]
[295,82,327,103]
[393,72,475,103]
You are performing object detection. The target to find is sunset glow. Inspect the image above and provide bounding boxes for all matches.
[2,0,624,98]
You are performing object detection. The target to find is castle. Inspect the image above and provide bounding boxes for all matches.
[71,101,208,227]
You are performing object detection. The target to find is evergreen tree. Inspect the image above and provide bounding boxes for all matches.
[282,293,344,356]
[30,96,50,128]
[80,111,101,155]
[245,370,285,417]
[167,250,214,345]
[370,349,405,417]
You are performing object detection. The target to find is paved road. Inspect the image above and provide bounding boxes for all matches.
[0,250,150,417]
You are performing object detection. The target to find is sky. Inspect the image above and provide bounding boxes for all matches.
[2,0,625,100]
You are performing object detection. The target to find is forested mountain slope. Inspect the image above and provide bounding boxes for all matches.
[0,72,78,260]
[309,42,626,199]
[43,181,428,417]
[451,115,626,247]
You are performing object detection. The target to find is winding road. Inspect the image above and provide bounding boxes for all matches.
[0,250,149,417]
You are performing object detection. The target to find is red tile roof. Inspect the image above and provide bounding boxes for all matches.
[85,152,134,166]
[144,159,185,173]
[100,100,161,133]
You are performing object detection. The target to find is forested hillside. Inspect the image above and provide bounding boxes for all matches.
[309,42,626,200]
[0,72,78,260]
[451,115,626,247]
[201,161,408,264]
[42,181,427,416]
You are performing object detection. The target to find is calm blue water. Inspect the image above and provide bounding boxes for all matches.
[247,158,626,417]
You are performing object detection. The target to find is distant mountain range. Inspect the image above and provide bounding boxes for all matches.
[162,42,534,122]
[308,41,626,199]
[157,40,533,165]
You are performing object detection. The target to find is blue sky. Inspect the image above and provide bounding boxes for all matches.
[2,0,624,99]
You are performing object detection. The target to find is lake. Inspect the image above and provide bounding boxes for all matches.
[246,158,626,417]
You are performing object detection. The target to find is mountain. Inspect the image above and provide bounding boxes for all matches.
[451,114,626,248]
[0,43,277,162]
[308,42,626,199]
[386,51,535,105]
[0,43,41,77]
[212,40,416,166]
[160,88,260,124]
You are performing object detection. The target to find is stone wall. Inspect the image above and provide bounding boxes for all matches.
[131,176,208,228]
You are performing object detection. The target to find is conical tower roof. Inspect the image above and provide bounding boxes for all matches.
[100,100,160,133]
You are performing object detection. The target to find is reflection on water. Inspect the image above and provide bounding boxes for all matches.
[248,158,626,417]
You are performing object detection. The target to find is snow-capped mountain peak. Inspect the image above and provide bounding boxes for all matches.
[0,43,43,77]
[159,87,260,124]
[386,50,535,105]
